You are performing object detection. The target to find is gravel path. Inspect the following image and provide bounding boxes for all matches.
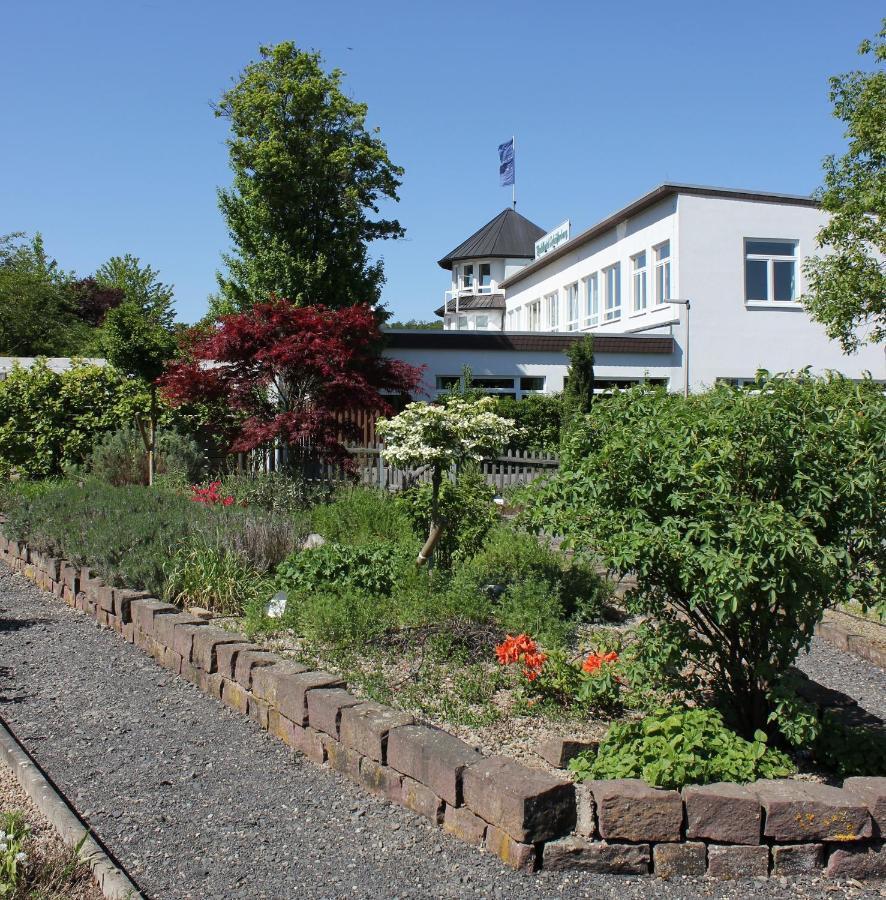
[0,566,882,900]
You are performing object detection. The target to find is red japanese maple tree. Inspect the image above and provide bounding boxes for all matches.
[159,301,422,469]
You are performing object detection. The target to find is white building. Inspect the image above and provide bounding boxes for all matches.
[387,183,884,396]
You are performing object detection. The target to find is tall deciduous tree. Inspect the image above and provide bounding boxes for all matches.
[159,300,422,471]
[212,42,405,313]
[803,20,885,353]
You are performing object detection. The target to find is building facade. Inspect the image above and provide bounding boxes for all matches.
[399,184,884,395]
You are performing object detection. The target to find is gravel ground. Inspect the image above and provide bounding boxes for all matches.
[0,566,884,900]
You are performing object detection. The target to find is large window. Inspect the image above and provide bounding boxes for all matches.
[475,314,489,329]
[654,241,671,304]
[527,299,541,331]
[583,273,599,327]
[479,263,491,290]
[457,315,468,330]
[545,291,559,330]
[566,282,580,331]
[462,264,474,290]
[603,264,621,321]
[631,251,648,313]
[744,240,797,302]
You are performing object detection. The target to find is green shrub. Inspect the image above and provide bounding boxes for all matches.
[219,471,320,513]
[569,707,796,789]
[493,394,563,452]
[526,373,886,737]
[312,485,415,546]
[399,467,498,568]
[164,539,273,616]
[88,425,205,486]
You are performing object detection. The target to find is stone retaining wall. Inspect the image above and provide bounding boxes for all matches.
[3,535,885,880]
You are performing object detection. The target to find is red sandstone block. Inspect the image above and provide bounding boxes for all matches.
[215,642,261,680]
[275,671,345,727]
[653,842,706,877]
[131,599,178,636]
[401,775,444,824]
[191,628,248,673]
[180,660,202,687]
[443,804,487,847]
[233,649,280,689]
[543,836,650,874]
[112,589,152,624]
[172,622,209,662]
[537,736,599,769]
[339,702,414,764]
[248,696,270,729]
[772,843,824,875]
[462,756,576,844]
[306,687,361,738]
[97,584,115,613]
[589,779,682,843]
[386,724,482,806]
[574,784,596,837]
[825,843,886,878]
[199,671,225,699]
[844,777,886,835]
[221,679,250,715]
[160,646,183,673]
[707,844,770,878]
[251,661,311,704]
[61,563,79,594]
[96,609,109,627]
[683,782,762,845]
[359,757,404,804]
[752,779,872,842]
[154,612,205,650]
[483,824,537,872]
[122,621,135,643]
[326,740,362,780]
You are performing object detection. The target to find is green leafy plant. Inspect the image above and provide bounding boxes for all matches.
[569,707,796,789]
[88,425,205,486]
[311,485,415,546]
[493,394,563,453]
[526,373,886,736]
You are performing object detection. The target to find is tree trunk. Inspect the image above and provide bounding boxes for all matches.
[147,384,158,487]
[416,466,443,567]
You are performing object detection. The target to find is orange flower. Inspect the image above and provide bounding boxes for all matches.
[495,635,547,681]
[582,650,618,674]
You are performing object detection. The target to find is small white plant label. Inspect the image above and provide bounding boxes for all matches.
[267,591,287,618]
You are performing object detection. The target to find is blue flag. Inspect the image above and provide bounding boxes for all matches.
[498,138,515,187]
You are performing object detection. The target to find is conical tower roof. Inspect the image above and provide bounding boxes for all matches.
[437,208,546,270]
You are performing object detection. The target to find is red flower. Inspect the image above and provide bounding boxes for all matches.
[582,650,618,674]
[495,634,547,681]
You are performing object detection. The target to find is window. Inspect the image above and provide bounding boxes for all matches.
[479,263,491,290]
[654,242,671,304]
[436,375,461,390]
[527,300,541,331]
[457,315,468,330]
[594,377,668,394]
[520,376,545,392]
[545,291,559,330]
[603,264,621,321]
[744,240,797,302]
[583,273,599,327]
[631,251,648,313]
[565,282,579,331]
[462,264,474,290]
[475,314,489,329]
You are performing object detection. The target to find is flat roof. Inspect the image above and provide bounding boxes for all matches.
[384,330,674,355]
[499,183,819,290]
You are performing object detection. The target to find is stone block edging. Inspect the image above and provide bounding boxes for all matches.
[815,617,886,670]
[3,534,886,881]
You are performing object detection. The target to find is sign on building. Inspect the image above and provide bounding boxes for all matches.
[535,220,571,259]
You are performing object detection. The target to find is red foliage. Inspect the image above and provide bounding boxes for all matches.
[69,278,125,327]
[159,301,423,467]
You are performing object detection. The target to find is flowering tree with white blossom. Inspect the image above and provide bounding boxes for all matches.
[377,397,517,566]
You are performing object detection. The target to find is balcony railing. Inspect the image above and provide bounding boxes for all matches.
[442,283,496,313]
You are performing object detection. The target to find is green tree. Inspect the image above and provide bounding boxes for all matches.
[564,334,595,414]
[96,256,179,485]
[0,233,89,355]
[803,20,886,353]
[213,41,405,313]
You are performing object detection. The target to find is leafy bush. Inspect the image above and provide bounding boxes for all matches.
[209,513,307,573]
[218,471,320,513]
[311,485,415,546]
[569,707,796,789]
[399,467,499,568]
[526,373,886,736]
[164,539,273,616]
[0,361,149,478]
[493,394,562,452]
[88,425,205,486]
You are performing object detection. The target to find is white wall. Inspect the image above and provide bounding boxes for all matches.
[677,194,885,388]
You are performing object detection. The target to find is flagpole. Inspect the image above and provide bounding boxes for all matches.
[512,135,516,210]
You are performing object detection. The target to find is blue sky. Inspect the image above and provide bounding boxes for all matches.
[1,1,881,324]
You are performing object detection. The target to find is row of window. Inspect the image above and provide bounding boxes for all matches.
[434,375,671,398]
[507,241,672,331]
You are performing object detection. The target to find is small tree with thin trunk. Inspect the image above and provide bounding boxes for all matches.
[376,398,516,566]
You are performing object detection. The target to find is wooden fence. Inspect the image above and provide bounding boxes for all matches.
[239,445,559,493]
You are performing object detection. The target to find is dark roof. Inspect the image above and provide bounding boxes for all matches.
[500,183,819,289]
[433,294,506,317]
[438,208,546,270]
[384,330,674,355]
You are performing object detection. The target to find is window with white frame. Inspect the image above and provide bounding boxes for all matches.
[583,273,599,327]
[545,291,559,330]
[462,264,474,291]
[744,240,798,302]
[603,264,621,321]
[475,314,489,329]
[527,300,541,331]
[479,263,491,291]
[566,282,579,331]
[631,251,648,313]
[654,241,671,304]
[457,314,468,330]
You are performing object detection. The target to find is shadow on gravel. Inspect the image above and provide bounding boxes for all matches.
[794,669,885,728]
[0,615,50,634]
